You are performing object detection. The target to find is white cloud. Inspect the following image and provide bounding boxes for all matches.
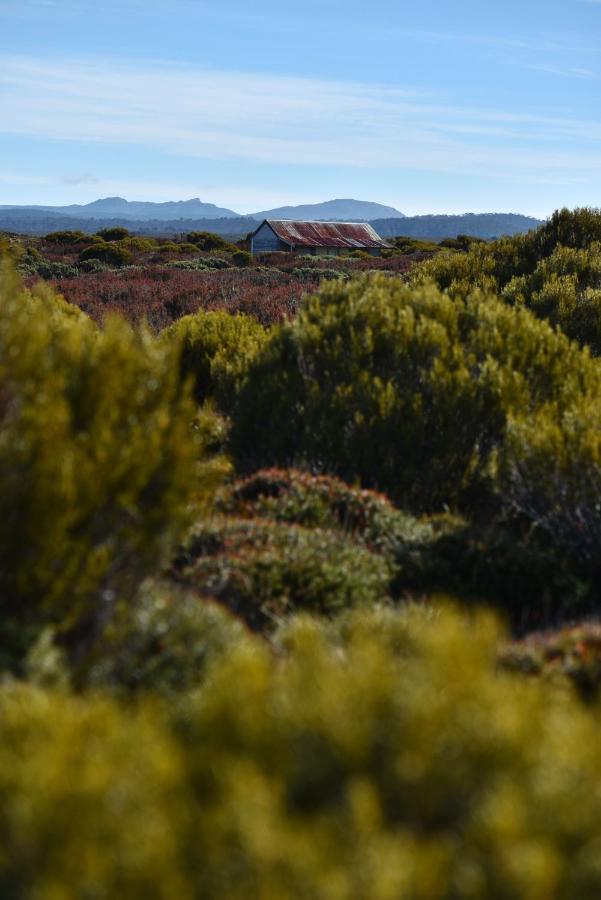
[0,55,600,183]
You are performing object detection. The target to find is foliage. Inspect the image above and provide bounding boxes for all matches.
[168,256,232,271]
[44,229,89,244]
[77,580,248,695]
[79,240,134,267]
[162,309,269,410]
[439,234,486,251]
[500,620,601,700]
[5,606,601,896]
[232,275,599,512]
[392,236,443,254]
[52,265,305,328]
[96,226,131,242]
[186,230,232,251]
[172,517,392,631]
[500,397,601,564]
[232,249,252,267]
[224,468,426,555]
[415,208,601,354]
[0,263,213,666]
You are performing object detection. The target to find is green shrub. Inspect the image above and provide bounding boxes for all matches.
[168,256,231,271]
[393,236,442,254]
[232,275,599,512]
[500,397,601,563]
[232,249,252,267]
[44,229,89,244]
[439,234,487,252]
[79,241,134,266]
[225,468,424,552]
[415,209,601,354]
[79,580,248,695]
[0,264,214,667]
[162,309,269,411]
[186,231,230,251]
[500,620,601,700]
[157,241,180,253]
[18,252,80,280]
[172,517,392,630]
[122,236,157,253]
[96,226,130,242]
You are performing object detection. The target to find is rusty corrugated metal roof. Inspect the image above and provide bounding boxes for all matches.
[263,220,393,249]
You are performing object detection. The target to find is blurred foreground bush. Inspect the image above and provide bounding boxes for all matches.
[0,264,218,667]
[4,606,601,897]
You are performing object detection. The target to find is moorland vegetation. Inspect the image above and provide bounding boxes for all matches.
[2,208,601,897]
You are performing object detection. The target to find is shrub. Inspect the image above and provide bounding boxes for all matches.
[79,241,134,267]
[186,231,230,251]
[44,229,89,244]
[172,517,392,631]
[415,209,601,354]
[231,275,599,512]
[168,256,231,271]
[232,249,252,267]
[0,263,214,667]
[500,397,601,564]
[96,226,130,242]
[6,606,601,896]
[0,684,190,899]
[500,619,601,700]
[162,309,269,410]
[123,236,157,253]
[225,468,424,552]
[78,580,248,695]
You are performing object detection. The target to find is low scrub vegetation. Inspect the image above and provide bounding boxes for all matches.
[3,208,601,894]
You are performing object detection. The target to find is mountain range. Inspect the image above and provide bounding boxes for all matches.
[0,197,405,222]
[0,197,543,241]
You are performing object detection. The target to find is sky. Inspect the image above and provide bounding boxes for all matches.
[0,0,600,217]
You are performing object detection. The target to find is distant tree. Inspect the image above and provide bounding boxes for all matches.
[96,226,130,242]
[79,242,133,267]
[186,231,229,251]
[44,230,89,244]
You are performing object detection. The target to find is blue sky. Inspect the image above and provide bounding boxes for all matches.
[0,0,600,216]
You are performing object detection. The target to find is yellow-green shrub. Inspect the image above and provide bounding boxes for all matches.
[5,606,601,897]
[0,264,207,664]
[0,685,191,899]
[162,309,268,411]
[231,275,599,511]
[414,209,601,354]
[501,396,601,563]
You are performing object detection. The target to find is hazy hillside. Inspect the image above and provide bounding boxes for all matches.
[251,198,405,221]
[0,208,542,241]
[373,212,542,240]
[0,197,241,221]
[0,209,256,239]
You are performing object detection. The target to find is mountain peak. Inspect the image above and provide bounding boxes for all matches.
[252,198,405,221]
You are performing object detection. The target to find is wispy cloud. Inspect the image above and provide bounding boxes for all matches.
[0,56,600,184]
[525,62,599,79]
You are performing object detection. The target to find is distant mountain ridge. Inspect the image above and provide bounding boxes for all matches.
[251,199,405,221]
[0,202,543,242]
[0,197,241,221]
[0,196,405,222]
